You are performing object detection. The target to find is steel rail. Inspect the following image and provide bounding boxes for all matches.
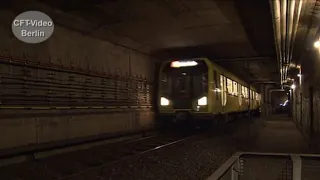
[55,133,201,180]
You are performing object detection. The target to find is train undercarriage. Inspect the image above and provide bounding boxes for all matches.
[157,109,260,129]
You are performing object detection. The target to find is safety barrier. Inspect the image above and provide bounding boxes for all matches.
[206,152,320,180]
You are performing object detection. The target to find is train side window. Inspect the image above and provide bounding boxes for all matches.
[233,81,238,96]
[242,86,246,98]
[245,87,248,98]
[226,78,232,94]
[239,84,242,97]
[247,88,249,98]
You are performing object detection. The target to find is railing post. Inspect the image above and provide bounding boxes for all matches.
[291,155,302,180]
[231,158,240,180]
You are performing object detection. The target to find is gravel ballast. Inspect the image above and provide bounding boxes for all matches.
[66,119,258,180]
[0,119,258,180]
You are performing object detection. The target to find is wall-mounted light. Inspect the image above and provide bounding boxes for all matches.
[297,74,301,77]
[291,84,296,89]
[314,40,320,48]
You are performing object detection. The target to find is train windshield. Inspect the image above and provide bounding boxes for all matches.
[161,60,208,99]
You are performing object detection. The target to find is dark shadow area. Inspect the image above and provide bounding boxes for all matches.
[231,0,276,57]
[151,41,274,60]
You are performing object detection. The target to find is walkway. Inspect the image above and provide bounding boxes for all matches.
[250,114,309,153]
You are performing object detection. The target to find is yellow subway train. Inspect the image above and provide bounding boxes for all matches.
[157,58,261,125]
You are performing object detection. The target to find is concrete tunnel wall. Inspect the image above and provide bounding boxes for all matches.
[0,10,156,150]
[291,29,320,148]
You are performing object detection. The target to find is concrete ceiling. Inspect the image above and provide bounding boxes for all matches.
[4,0,278,83]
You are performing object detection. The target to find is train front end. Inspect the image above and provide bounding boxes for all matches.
[157,58,212,124]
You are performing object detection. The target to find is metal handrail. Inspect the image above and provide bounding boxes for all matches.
[206,152,320,180]
[207,152,241,180]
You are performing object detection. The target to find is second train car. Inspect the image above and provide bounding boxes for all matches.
[157,58,261,125]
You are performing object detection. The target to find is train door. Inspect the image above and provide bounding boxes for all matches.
[213,71,219,100]
[171,73,192,109]
[238,84,242,110]
[213,70,220,113]
[220,75,227,110]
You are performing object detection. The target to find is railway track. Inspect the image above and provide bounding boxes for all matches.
[0,129,204,180]
[0,116,255,180]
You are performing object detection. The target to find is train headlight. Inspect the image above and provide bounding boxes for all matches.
[197,96,207,106]
[160,97,169,106]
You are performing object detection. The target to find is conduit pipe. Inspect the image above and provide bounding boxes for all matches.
[290,0,303,61]
[280,0,287,82]
[284,0,296,81]
[270,0,303,84]
[270,0,282,80]
[286,0,295,65]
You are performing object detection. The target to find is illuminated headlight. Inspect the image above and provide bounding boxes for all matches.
[160,97,169,106]
[197,96,207,106]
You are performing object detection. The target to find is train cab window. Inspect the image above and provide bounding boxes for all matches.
[161,73,171,95]
[213,70,218,88]
[226,78,232,94]
[202,73,208,91]
[233,81,238,96]
[192,72,208,97]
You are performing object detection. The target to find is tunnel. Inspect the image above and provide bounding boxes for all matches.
[0,0,320,179]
